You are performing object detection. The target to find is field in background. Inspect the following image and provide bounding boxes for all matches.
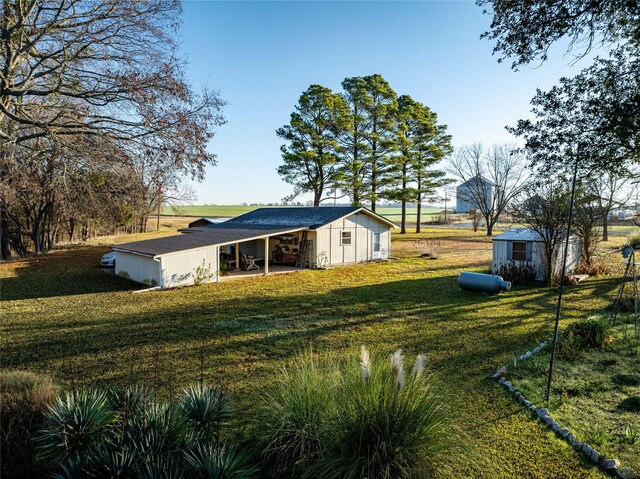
[163,205,445,223]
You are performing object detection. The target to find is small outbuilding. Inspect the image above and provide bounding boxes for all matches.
[491,228,581,283]
[113,207,396,288]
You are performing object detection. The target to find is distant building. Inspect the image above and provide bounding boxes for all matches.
[456,176,494,213]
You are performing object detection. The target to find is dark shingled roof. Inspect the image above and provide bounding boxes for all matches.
[113,225,307,256]
[218,206,362,229]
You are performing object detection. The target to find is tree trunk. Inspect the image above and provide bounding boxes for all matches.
[602,215,608,241]
[0,200,10,260]
[485,216,493,236]
[401,199,406,234]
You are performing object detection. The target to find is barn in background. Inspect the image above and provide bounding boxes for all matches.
[492,228,582,283]
[113,207,395,288]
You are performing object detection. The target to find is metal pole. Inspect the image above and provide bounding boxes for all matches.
[545,153,579,403]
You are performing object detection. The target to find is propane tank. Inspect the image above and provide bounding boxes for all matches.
[458,272,511,295]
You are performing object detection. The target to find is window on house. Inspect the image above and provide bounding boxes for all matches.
[341,231,352,246]
[373,232,381,252]
[512,241,527,261]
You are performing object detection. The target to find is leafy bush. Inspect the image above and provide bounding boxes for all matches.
[561,317,611,350]
[253,347,457,479]
[1,370,58,478]
[497,261,536,286]
[36,384,257,478]
[628,233,640,248]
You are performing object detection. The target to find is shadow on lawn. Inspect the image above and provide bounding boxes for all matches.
[0,248,142,301]
[3,270,620,391]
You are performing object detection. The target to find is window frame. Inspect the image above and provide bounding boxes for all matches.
[373,232,381,253]
[340,231,352,246]
[511,241,528,261]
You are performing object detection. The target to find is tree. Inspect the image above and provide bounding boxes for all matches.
[479,1,640,174]
[362,75,397,212]
[410,118,452,233]
[336,77,371,206]
[277,85,350,206]
[513,178,572,286]
[573,190,603,269]
[449,144,527,236]
[590,168,634,241]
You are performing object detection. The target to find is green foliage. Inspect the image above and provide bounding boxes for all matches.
[625,424,639,445]
[253,347,457,478]
[628,233,640,247]
[36,384,256,478]
[582,423,611,448]
[561,317,611,353]
[612,373,640,387]
[0,370,58,478]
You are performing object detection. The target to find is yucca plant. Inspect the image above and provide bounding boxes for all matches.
[37,389,115,463]
[180,385,232,446]
[183,443,259,478]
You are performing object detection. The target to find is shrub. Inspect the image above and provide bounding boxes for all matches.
[561,317,611,350]
[1,370,58,478]
[574,256,613,277]
[497,261,536,286]
[628,233,640,248]
[36,384,257,478]
[253,347,457,479]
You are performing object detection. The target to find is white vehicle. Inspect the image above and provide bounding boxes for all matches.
[100,252,116,268]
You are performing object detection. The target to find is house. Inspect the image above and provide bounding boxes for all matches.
[113,207,396,288]
[456,176,494,213]
[492,228,582,282]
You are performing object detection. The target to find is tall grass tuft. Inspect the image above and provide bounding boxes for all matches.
[1,370,58,478]
[253,347,458,479]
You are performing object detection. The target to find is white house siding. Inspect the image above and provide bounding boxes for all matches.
[115,252,161,286]
[159,245,219,288]
[315,212,391,266]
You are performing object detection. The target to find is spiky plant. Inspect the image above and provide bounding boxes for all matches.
[183,443,258,479]
[179,385,232,446]
[37,389,115,463]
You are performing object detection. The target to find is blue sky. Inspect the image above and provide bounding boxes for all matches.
[180,1,594,205]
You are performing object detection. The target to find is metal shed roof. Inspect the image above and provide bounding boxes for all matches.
[492,228,545,242]
[113,225,308,257]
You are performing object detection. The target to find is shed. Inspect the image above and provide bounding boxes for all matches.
[113,207,396,288]
[491,228,582,282]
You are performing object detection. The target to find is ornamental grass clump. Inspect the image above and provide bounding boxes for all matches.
[36,384,257,479]
[253,347,457,479]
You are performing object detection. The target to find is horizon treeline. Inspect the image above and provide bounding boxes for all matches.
[276,74,452,233]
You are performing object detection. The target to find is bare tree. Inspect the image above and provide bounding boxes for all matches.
[573,191,603,268]
[449,143,527,236]
[590,169,634,241]
[513,177,571,286]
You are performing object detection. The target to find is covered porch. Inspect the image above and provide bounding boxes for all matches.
[216,227,312,280]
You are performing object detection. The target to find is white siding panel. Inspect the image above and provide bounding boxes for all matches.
[159,245,219,288]
[115,252,161,286]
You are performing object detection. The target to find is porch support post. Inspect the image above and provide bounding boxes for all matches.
[264,236,269,275]
[235,242,240,270]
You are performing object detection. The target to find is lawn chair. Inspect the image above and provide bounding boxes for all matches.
[240,253,260,271]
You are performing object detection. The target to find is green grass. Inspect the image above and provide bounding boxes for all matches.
[1,228,630,478]
[508,323,640,474]
[163,204,444,223]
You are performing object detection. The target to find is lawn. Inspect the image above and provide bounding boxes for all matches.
[507,322,640,474]
[0,228,631,478]
[162,204,444,224]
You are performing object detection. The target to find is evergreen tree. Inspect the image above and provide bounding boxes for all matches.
[276,85,350,206]
[363,75,398,212]
[336,77,371,206]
